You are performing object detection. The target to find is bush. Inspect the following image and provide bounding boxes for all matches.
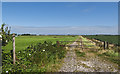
[2,41,66,72]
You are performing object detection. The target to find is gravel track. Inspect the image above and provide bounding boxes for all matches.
[59,36,118,72]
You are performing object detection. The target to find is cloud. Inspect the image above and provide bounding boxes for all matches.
[11,25,118,35]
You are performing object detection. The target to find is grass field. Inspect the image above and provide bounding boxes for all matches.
[2,35,78,53]
[83,35,119,45]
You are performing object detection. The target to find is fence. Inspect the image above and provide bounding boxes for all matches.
[56,39,97,50]
[56,37,116,50]
[87,38,115,50]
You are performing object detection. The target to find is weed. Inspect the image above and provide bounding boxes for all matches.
[75,50,85,57]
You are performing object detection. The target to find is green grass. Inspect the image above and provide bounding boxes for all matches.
[83,35,119,46]
[2,35,79,72]
[97,50,119,65]
[2,41,67,72]
[81,36,96,48]
[2,35,78,53]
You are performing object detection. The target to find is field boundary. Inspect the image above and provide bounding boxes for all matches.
[83,36,119,50]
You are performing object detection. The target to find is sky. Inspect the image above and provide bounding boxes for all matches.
[1,0,120,2]
[2,2,118,35]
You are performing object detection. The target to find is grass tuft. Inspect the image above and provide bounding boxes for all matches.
[75,50,85,57]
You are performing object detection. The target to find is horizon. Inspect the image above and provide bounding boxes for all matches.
[15,33,119,35]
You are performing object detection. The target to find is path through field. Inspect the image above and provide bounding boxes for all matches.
[59,36,118,72]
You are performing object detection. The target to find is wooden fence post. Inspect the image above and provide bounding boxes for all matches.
[12,33,15,64]
[104,41,106,49]
[104,41,109,49]
[80,38,83,49]
[0,35,2,67]
[106,42,109,49]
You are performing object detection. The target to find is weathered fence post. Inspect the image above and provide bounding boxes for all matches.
[12,33,15,64]
[80,38,83,49]
[104,41,106,49]
[104,41,109,49]
[106,42,109,49]
[0,35,2,68]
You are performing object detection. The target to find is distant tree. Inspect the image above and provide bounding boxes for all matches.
[21,34,31,36]
[21,34,37,36]
[1,23,12,46]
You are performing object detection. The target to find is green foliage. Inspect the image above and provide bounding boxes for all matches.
[75,50,85,57]
[83,35,119,46]
[2,35,78,73]
[102,50,118,57]
[2,41,66,73]
[97,50,119,65]
[1,23,12,46]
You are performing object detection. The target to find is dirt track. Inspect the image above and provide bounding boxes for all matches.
[59,36,118,72]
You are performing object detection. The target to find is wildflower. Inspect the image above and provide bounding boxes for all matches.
[6,71,8,73]
[43,50,45,52]
[19,52,20,53]
[6,40,8,43]
[29,54,31,56]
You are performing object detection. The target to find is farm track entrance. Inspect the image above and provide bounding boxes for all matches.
[58,39,98,50]
[59,36,118,72]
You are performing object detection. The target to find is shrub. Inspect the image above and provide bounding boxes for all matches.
[2,41,66,72]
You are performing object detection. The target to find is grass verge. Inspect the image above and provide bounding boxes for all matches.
[97,50,119,67]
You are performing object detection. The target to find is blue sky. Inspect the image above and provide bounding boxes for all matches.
[2,2,118,35]
[2,0,120,2]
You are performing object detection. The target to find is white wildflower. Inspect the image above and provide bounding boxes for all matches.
[66,47,68,49]
[6,71,8,73]
[19,52,20,53]
[43,50,45,52]
[6,40,8,42]
[29,54,31,56]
